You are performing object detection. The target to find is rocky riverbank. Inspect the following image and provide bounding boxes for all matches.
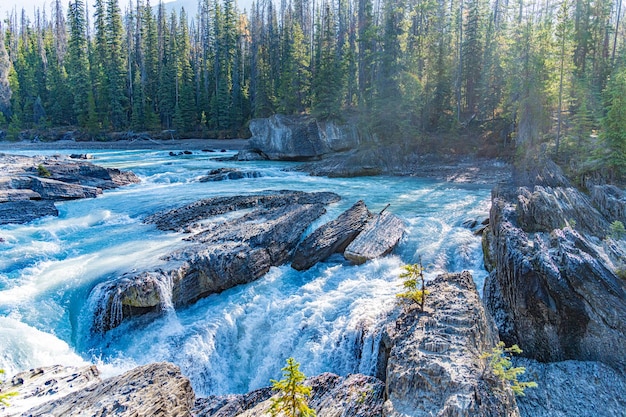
[235,114,512,183]
[2,272,523,417]
[0,153,139,225]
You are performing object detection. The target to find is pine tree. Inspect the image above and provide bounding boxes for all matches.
[270,357,316,417]
[601,68,626,178]
[0,24,12,120]
[67,0,91,126]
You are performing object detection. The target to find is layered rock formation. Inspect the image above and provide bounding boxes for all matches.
[380,272,520,417]
[93,192,406,332]
[238,114,362,161]
[483,161,626,371]
[344,211,406,265]
[0,153,139,224]
[194,373,385,417]
[515,358,626,417]
[3,363,195,417]
[291,200,372,270]
[92,191,339,332]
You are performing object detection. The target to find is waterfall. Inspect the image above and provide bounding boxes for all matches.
[0,148,492,397]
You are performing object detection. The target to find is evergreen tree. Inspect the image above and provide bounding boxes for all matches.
[0,24,12,120]
[67,0,91,126]
[270,357,316,417]
[601,68,626,178]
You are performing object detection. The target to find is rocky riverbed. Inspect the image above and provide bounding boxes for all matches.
[1,118,625,416]
[0,153,140,225]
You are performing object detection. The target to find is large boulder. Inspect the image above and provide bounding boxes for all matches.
[291,200,372,270]
[344,211,405,264]
[193,373,385,417]
[240,114,362,161]
[483,180,626,370]
[18,363,195,417]
[380,272,520,416]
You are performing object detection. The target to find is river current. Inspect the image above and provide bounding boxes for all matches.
[0,148,491,396]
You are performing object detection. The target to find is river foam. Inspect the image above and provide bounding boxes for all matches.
[0,149,491,395]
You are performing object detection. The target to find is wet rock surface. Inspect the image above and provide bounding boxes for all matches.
[0,153,139,225]
[344,211,405,265]
[380,272,520,417]
[198,168,264,182]
[92,191,341,332]
[291,200,372,270]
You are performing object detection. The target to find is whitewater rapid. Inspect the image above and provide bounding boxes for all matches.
[0,149,491,396]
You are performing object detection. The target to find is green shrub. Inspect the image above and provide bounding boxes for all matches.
[270,357,316,417]
[396,262,429,312]
[609,220,626,240]
[37,164,51,178]
[481,342,537,396]
[0,369,18,406]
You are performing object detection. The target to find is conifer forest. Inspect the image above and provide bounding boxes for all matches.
[1,0,626,178]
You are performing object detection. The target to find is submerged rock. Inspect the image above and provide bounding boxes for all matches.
[20,362,195,417]
[194,373,385,417]
[344,211,405,264]
[292,200,372,270]
[198,168,264,182]
[0,153,139,224]
[380,272,520,417]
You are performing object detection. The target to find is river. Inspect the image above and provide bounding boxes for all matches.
[0,148,491,396]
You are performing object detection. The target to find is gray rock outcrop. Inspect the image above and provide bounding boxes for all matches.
[238,114,362,161]
[291,200,372,270]
[0,153,139,224]
[380,271,520,417]
[92,191,341,332]
[515,359,626,417]
[590,184,626,223]
[344,211,405,264]
[0,365,101,416]
[194,373,385,417]
[483,163,626,371]
[13,362,195,417]
[198,168,264,182]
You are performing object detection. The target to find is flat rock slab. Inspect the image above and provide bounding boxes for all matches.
[292,200,372,270]
[22,362,195,417]
[0,200,58,225]
[344,211,405,264]
[145,190,340,232]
